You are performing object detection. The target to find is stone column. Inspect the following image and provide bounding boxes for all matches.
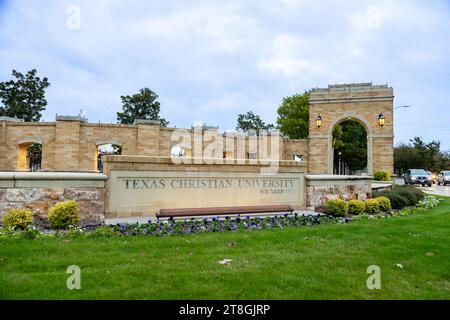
[136,120,160,156]
[0,120,6,170]
[54,116,83,171]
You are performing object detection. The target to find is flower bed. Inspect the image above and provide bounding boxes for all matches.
[111,213,341,237]
[0,196,442,240]
[355,195,441,220]
[0,213,342,239]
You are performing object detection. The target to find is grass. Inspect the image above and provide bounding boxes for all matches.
[1,197,449,300]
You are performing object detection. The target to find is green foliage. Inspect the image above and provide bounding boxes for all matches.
[373,186,424,210]
[276,91,310,139]
[365,199,380,215]
[85,225,120,238]
[117,88,168,126]
[375,196,392,212]
[333,120,367,174]
[394,137,449,175]
[48,201,80,230]
[19,226,41,240]
[326,199,348,216]
[3,209,32,230]
[373,171,391,182]
[0,225,42,240]
[393,185,424,206]
[0,69,50,121]
[236,111,274,135]
[372,190,408,210]
[347,200,365,216]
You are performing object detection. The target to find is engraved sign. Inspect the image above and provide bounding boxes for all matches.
[108,171,305,216]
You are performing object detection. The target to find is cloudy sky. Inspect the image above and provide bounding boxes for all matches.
[1,0,449,149]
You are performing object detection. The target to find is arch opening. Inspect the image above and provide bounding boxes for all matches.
[17,142,42,171]
[331,120,368,175]
[96,143,122,172]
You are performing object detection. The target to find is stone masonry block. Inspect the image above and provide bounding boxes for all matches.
[6,188,43,202]
[65,188,99,201]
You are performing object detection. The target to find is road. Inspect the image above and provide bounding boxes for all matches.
[394,178,450,197]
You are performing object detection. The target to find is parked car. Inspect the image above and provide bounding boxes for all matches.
[437,171,450,186]
[404,169,432,187]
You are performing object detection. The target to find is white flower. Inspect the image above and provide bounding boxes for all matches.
[395,263,404,269]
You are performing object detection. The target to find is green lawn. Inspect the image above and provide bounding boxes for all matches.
[1,197,449,300]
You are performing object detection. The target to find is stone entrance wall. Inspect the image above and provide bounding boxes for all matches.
[0,169,373,223]
[0,83,394,176]
[306,175,373,212]
[0,172,107,227]
[103,156,308,218]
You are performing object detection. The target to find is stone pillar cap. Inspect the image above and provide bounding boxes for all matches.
[55,115,87,122]
[134,119,161,125]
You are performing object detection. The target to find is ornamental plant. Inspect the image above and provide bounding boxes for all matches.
[3,209,32,230]
[392,186,424,206]
[375,196,392,212]
[347,200,365,216]
[365,199,380,215]
[373,171,391,182]
[112,213,340,237]
[48,200,80,229]
[326,199,348,217]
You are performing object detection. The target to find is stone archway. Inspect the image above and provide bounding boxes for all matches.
[308,83,394,175]
[95,140,123,172]
[17,138,44,171]
[327,114,372,175]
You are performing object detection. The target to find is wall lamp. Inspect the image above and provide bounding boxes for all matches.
[315,114,322,128]
[378,112,385,127]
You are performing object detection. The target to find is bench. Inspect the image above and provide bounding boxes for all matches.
[156,205,294,218]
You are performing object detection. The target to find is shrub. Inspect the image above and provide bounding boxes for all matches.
[326,199,348,217]
[347,200,365,216]
[385,192,409,210]
[373,171,391,182]
[373,186,424,210]
[3,209,32,230]
[392,186,424,206]
[375,196,392,212]
[365,199,380,215]
[48,200,80,230]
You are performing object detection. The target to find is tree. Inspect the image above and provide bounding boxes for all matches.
[332,121,367,174]
[117,88,168,126]
[0,69,50,121]
[236,111,274,135]
[276,91,310,139]
[394,143,419,176]
[394,137,449,175]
